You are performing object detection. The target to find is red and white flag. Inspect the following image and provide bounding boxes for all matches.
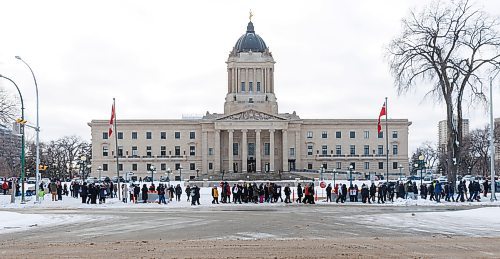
[108,103,115,137]
[377,102,386,133]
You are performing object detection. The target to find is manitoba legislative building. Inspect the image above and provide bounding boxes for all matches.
[89,21,410,180]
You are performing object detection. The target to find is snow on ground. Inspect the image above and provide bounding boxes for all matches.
[352,207,500,237]
[0,211,101,234]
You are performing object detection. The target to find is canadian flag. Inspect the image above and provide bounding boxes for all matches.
[377,102,386,133]
[108,103,115,137]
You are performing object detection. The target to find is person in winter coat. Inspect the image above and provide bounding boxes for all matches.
[377,183,385,204]
[175,184,182,202]
[157,184,166,204]
[284,184,291,203]
[185,185,191,202]
[369,183,376,202]
[336,184,343,203]
[326,184,332,202]
[483,180,489,198]
[211,185,219,204]
[49,181,57,201]
[141,184,148,203]
[428,183,434,201]
[134,185,140,203]
[434,181,442,202]
[80,182,88,204]
[361,184,370,203]
[412,182,418,200]
[457,181,465,202]
[296,183,303,203]
[2,181,8,195]
[99,184,107,204]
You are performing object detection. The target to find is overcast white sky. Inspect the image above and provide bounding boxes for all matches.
[1,0,500,153]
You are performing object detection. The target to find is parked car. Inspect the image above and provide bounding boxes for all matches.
[437,176,448,183]
[86,177,98,184]
[112,176,125,183]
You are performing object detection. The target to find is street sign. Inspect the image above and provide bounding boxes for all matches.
[320,181,326,188]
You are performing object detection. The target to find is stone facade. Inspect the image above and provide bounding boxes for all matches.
[89,21,411,180]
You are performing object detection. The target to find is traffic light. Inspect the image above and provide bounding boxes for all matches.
[16,118,27,124]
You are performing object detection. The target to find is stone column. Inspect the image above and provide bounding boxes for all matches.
[253,68,256,91]
[269,129,275,172]
[295,130,301,171]
[228,129,234,173]
[256,129,261,173]
[202,130,208,173]
[282,129,288,172]
[241,129,248,173]
[214,130,221,173]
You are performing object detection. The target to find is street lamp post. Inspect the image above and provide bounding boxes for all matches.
[98,166,102,182]
[0,75,26,203]
[332,169,336,187]
[167,168,171,182]
[418,154,424,187]
[150,165,155,182]
[319,164,324,181]
[196,168,199,178]
[15,56,41,203]
[80,155,87,181]
[398,164,403,181]
[178,166,183,181]
[348,165,354,186]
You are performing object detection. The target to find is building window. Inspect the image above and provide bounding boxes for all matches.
[378,145,384,155]
[364,162,370,170]
[264,143,270,156]
[307,145,313,156]
[132,164,137,171]
[132,146,138,156]
[208,148,214,156]
[378,162,384,169]
[322,163,328,170]
[307,131,313,139]
[161,132,166,139]
[175,146,180,156]
[336,131,341,138]
[190,163,195,170]
[350,162,356,170]
[190,146,196,156]
[102,132,108,139]
[131,132,137,139]
[248,143,255,156]
[146,132,152,139]
[102,146,109,157]
[364,130,369,139]
[256,82,261,92]
[393,162,398,169]
[175,132,180,139]
[209,162,213,170]
[350,131,355,138]
[147,163,151,171]
[322,145,328,155]
[117,132,123,139]
[350,145,355,155]
[241,82,245,92]
[364,145,369,156]
[102,164,108,171]
[289,148,295,156]
[161,163,166,171]
[378,131,384,138]
[233,143,239,156]
[146,146,152,157]
[249,82,253,92]
[393,145,398,155]
[336,162,341,169]
[335,145,341,155]
[118,164,123,171]
[161,146,166,156]
[392,131,398,138]
[175,163,180,170]
[322,131,328,138]
[190,131,195,139]
[307,163,313,170]
[117,146,123,157]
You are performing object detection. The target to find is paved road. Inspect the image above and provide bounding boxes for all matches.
[3,205,490,242]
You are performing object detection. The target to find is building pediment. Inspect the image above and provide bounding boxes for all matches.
[217,109,287,121]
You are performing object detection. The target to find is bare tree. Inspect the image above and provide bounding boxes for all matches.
[387,0,500,183]
[0,86,18,126]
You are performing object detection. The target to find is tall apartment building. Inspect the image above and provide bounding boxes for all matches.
[438,118,470,153]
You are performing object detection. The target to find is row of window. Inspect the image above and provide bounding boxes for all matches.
[103,145,200,157]
[308,130,398,139]
[103,131,196,140]
[240,81,261,92]
[306,144,398,156]
[100,162,208,172]
[308,161,401,170]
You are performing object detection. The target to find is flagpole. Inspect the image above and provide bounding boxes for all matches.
[113,98,121,201]
[385,97,389,183]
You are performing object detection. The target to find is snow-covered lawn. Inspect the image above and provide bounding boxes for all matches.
[0,211,97,234]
